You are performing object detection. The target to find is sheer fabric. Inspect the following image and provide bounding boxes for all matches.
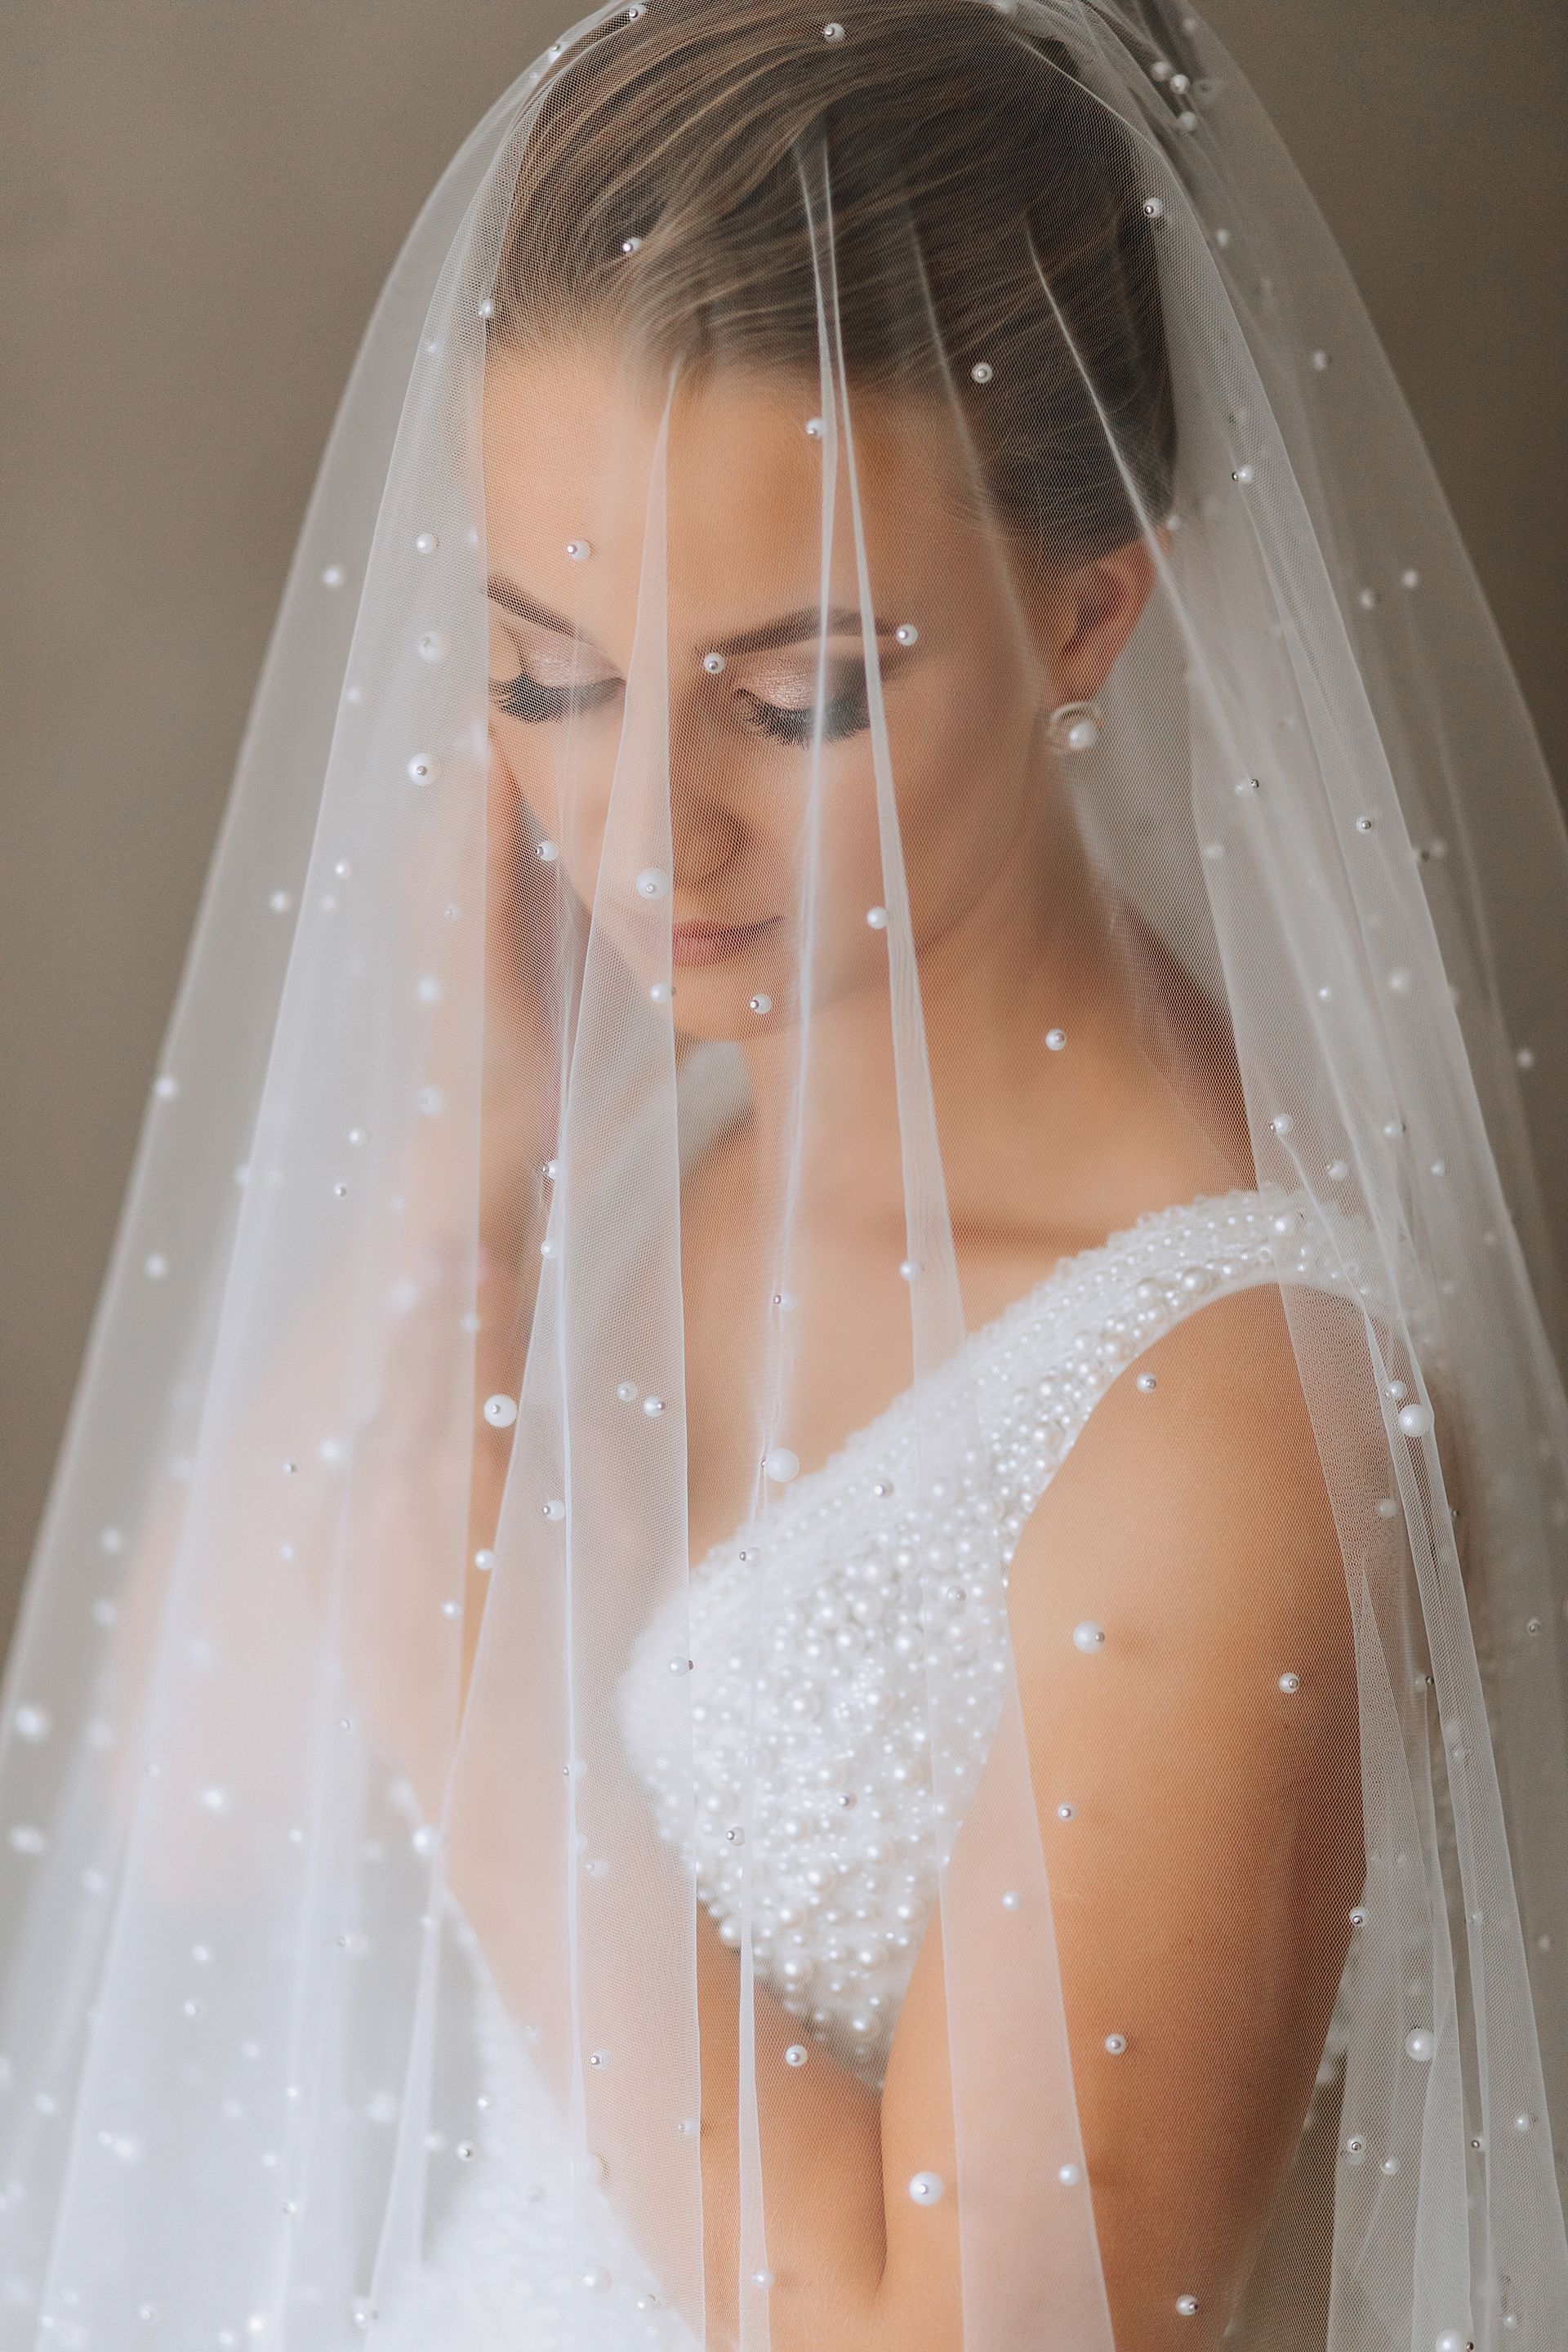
[2,5,1567,2348]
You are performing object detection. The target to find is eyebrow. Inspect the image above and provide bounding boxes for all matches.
[486,574,893,657]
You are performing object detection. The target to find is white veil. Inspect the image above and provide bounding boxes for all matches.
[3,4,1567,2347]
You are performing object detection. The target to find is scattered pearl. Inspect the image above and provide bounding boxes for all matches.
[1232,463,1254,484]
[1000,1889,1022,1910]
[1135,1372,1157,1393]
[970,361,994,384]
[866,906,889,929]
[702,652,725,674]
[413,532,439,555]
[649,981,675,1004]
[1072,1620,1106,1654]
[1176,2296,1200,2317]
[1404,2028,1434,2062]
[408,753,440,785]
[785,2044,809,2067]
[565,540,591,562]
[1397,1402,1433,1438]
[478,297,495,319]
[749,993,773,1015]
[751,2269,775,2288]
[1279,1672,1301,1694]
[14,1705,51,1742]
[1103,2033,1128,2056]
[1057,2161,1082,2185]
[1401,568,1421,590]
[145,1253,169,1281]
[822,20,845,39]
[805,416,825,438]
[898,1258,920,1282]
[894,621,919,646]
[483,1395,519,1429]
[1044,1027,1067,1052]
[1326,1159,1349,1181]
[416,631,448,662]
[1055,1802,1076,1820]
[643,1394,666,1416]
[620,235,642,255]
[535,838,559,862]
[636,866,670,900]
[907,2170,944,2204]
[765,1448,801,1484]
[541,1499,566,1521]
[1143,197,1165,218]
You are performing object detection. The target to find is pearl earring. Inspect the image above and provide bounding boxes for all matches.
[1046,700,1102,755]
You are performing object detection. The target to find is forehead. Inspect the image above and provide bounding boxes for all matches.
[481,339,982,657]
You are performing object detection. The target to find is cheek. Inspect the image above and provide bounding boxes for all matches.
[494,715,617,877]
[888,657,1039,921]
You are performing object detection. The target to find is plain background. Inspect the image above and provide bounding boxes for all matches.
[2,0,1565,1655]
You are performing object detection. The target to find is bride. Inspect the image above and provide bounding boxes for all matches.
[3,4,1566,2349]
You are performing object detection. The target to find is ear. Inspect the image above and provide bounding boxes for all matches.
[1043,526,1168,707]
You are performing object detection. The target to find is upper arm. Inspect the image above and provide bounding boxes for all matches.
[875,1282,1366,2350]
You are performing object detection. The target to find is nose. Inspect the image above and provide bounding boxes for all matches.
[655,680,751,898]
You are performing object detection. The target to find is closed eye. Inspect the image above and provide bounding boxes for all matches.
[488,605,622,724]
[736,673,871,747]
[489,670,624,724]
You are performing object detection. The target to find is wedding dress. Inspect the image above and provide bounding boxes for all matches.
[364,1048,1369,2348]
[4,5,1567,2346]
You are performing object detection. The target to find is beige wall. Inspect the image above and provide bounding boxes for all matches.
[2,0,1564,1650]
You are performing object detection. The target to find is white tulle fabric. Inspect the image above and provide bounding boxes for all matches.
[2,4,1567,2350]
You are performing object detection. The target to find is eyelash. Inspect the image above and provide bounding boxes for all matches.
[489,672,621,725]
[736,679,870,747]
[488,660,874,745]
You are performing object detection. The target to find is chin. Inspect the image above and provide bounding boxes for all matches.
[668,964,787,1044]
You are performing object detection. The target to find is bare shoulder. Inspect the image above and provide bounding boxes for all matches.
[1009,1277,1365,1683]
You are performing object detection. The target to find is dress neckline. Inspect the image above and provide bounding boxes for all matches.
[691,1179,1310,1582]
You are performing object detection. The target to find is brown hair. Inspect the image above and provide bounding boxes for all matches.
[490,0,1174,564]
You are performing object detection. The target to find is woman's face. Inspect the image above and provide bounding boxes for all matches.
[482,337,1071,1040]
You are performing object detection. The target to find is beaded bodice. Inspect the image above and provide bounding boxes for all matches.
[375,1183,1370,2348]
[615,1185,1366,2090]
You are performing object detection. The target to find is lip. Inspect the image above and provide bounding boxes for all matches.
[669,915,781,968]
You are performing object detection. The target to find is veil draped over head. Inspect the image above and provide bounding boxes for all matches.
[4,4,1568,2348]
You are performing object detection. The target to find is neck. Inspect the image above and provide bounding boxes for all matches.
[721,769,1169,1243]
